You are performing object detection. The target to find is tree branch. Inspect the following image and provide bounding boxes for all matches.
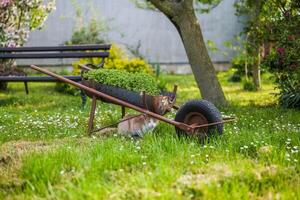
[148,0,189,16]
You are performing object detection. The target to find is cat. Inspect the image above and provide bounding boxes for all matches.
[118,114,158,137]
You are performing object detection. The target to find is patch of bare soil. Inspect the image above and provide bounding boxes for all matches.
[0,141,56,190]
[1,141,55,165]
[252,164,278,180]
[174,162,292,199]
[109,188,162,199]
[175,163,233,188]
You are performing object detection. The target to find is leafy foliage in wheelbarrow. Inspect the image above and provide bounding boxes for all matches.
[83,69,160,95]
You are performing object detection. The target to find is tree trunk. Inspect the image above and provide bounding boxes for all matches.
[172,12,227,105]
[252,0,262,89]
[149,0,227,106]
[245,59,248,80]
[252,47,261,88]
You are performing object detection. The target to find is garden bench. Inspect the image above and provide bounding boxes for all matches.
[0,44,111,106]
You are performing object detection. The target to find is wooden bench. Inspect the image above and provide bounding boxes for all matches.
[0,44,111,107]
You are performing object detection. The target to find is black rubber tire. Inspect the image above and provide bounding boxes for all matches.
[175,100,223,139]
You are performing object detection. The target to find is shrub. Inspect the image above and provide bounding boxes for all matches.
[105,57,153,74]
[228,73,242,83]
[72,44,154,75]
[54,82,80,96]
[0,0,55,91]
[65,18,106,45]
[83,69,160,95]
[243,80,257,91]
[0,0,55,47]
[104,44,154,75]
[156,77,168,92]
[53,70,80,96]
[108,44,126,60]
[264,47,300,108]
[263,14,300,109]
[231,54,251,76]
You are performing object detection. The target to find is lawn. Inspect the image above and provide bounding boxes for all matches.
[0,72,299,199]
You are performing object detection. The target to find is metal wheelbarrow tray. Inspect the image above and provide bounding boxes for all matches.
[30,65,234,139]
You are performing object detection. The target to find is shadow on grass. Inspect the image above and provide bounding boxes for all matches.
[0,97,22,106]
[0,182,26,198]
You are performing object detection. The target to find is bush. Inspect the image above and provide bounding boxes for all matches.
[0,0,55,91]
[279,91,300,109]
[105,58,153,74]
[156,78,168,92]
[243,80,257,91]
[263,14,300,109]
[265,48,300,108]
[54,82,80,96]
[104,44,154,74]
[231,54,250,76]
[228,73,242,83]
[0,0,55,47]
[65,19,106,45]
[72,44,154,75]
[83,69,160,95]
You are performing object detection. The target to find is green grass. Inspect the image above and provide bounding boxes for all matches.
[0,72,299,199]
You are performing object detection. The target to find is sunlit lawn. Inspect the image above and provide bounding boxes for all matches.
[0,71,299,199]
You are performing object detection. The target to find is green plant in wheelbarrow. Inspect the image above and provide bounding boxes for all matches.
[83,69,160,95]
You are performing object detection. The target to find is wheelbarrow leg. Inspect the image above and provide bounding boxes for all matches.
[87,96,97,136]
[80,89,87,109]
[24,81,29,95]
[121,106,126,118]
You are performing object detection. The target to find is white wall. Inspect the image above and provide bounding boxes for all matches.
[23,0,243,66]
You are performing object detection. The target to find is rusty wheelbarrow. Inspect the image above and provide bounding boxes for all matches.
[30,65,234,139]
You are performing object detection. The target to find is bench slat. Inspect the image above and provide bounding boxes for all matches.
[0,52,109,59]
[0,44,111,52]
[0,76,82,82]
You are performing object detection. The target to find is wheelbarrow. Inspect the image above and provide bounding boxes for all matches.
[30,65,234,139]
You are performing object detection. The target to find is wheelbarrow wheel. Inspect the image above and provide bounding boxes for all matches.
[174,100,223,140]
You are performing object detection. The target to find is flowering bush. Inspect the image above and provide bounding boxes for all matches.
[0,0,55,90]
[263,12,300,108]
[0,0,55,47]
